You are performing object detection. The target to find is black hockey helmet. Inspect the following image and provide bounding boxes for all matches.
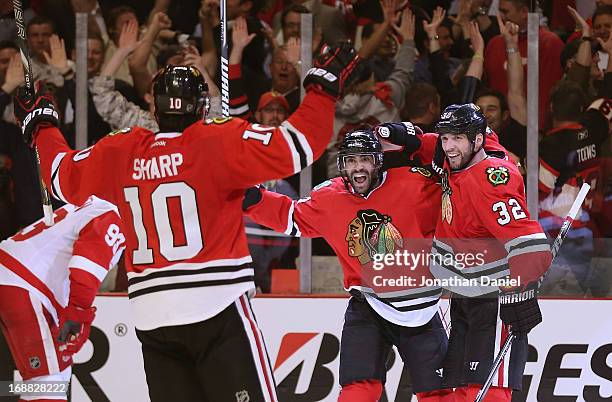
[337,129,383,194]
[153,65,210,131]
[435,103,487,145]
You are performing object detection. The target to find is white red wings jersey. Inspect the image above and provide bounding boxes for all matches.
[0,196,123,323]
[538,108,609,237]
[432,157,552,297]
[35,91,335,330]
[246,167,443,326]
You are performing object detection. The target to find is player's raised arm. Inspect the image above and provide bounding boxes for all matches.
[14,86,120,206]
[243,184,328,238]
[222,42,366,186]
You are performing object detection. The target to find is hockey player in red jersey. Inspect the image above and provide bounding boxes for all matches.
[0,196,124,402]
[431,104,551,401]
[14,42,364,401]
[243,129,452,402]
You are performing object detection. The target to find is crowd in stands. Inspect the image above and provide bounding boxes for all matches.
[0,0,610,296]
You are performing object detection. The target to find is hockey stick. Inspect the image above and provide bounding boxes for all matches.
[475,182,591,402]
[220,0,229,117]
[13,0,54,226]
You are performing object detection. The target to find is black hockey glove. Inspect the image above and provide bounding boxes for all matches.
[14,84,60,147]
[499,281,542,338]
[242,186,263,211]
[373,122,422,153]
[303,41,365,99]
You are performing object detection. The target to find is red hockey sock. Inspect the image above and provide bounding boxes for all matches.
[338,379,383,402]
[416,388,455,402]
[453,384,512,402]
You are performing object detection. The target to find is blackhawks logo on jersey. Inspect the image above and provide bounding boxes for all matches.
[441,172,453,224]
[486,166,510,186]
[345,209,403,265]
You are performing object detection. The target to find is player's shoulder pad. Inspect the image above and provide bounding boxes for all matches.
[409,166,434,178]
[104,127,132,137]
[204,116,233,125]
[312,180,333,192]
[74,196,120,217]
[311,178,344,197]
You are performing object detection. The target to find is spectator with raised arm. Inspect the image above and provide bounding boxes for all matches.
[0,42,22,122]
[357,0,402,82]
[128,11,173,98]
[414,7,463,105]
[449,0,500,48]
[476,18,527,163]
[484,0,564,127]
[331,6,416,177]
[565,5,611,99]
[91,21,221,133]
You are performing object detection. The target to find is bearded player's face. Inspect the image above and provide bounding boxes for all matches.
[440,133,473,170]
[342,154,377,194]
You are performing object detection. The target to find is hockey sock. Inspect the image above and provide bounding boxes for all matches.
[453,384,512,402]
[338,379,383,402]
[416,388,455,402]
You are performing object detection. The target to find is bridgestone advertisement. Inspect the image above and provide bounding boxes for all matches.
[58,296,611,402]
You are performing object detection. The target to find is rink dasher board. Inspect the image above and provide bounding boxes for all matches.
[20,296,610,402]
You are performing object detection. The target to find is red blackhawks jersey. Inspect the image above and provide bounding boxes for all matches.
[35,91,335,330]
[432,157,552,297]
[0,196,123,324]
[246,167,443,326]
[538,107,609,238]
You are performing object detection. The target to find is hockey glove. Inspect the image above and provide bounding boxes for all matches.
[58,305,96,355]
[499,281,542,338]
[13,83,60,147]
[242,185,263,211]
[303,41,365,99]
[373,122,423,153]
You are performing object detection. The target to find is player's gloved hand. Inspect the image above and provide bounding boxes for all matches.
[303,41,366,99]
[57,305,96,355]
[13,83,60,147]
[242,185,263,211]
[499,281,542,338]
[372,122,422,153]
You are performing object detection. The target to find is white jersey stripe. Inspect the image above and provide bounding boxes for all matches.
[278,126,302,174]
[242,295,278,402]
[50,152,68,203]
[128,268,254,293]
[69,256,108,282]
[236,295,278,402]
[30,293,60,374]
[127,256,253,279]
[282,120,313,166]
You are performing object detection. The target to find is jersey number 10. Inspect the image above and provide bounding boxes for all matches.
[124,182,203,264]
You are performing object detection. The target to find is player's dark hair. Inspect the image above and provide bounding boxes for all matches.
[402,83,439,120]
[475,88,509,112]
[550,81,585,123]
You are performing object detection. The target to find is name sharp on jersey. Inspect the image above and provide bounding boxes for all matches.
[132,153,183,180]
